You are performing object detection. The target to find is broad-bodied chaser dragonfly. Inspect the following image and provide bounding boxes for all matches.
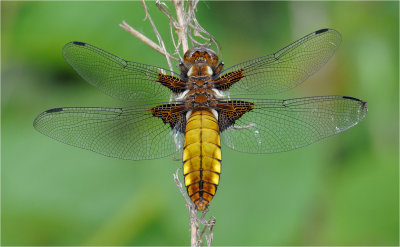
[34,28,367,210]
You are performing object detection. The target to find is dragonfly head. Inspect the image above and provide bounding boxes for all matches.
[184,46,219,66]
[182,47,220,78]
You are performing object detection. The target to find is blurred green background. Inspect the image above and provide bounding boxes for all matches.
[1,1,398,246]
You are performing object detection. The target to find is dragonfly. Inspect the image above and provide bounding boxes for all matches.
[34,28,367,211]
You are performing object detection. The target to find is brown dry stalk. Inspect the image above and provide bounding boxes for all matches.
[119,1,217,246]
[119,20,179,63]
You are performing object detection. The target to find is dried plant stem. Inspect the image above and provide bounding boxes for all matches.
[155,0,184,60]
[173,169,198,246]
[120,1,217,246]
[141,0,174,71]
[199,212,216,247]
[172,0,189,53]
[174,169,215,247]
[119,21,179,63]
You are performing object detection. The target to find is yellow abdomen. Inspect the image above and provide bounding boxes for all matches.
[183,109,221,211]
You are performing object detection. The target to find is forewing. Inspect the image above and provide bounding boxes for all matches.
[221,96,367,153]
[63,42,182,103]
[33,105,183,160]
[219,29,341,97]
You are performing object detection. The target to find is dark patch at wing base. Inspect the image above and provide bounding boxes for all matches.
[151,104,186,132]
[216,100,254,131]
[157,74,187,94]
[214,69,244,90]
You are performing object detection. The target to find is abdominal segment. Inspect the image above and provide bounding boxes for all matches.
[183,109,221,211]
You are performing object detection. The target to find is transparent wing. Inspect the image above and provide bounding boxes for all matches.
[220,29,342,97]
[221,96,367,153]
[33,105,182,160]
[63,42,180,103]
